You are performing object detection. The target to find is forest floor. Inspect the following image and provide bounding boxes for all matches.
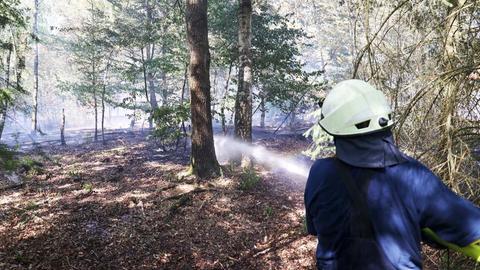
[0,130,318,270]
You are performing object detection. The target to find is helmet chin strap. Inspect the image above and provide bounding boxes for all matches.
[334,129,408,168]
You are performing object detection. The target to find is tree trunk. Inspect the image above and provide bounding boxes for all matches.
[186,0,221,178]
[146,45,157,129]
[181,63,188,133]
[92,60,98,142]
[60,108,66,145]
[101,59,111,145]
[32,0,40,134]
[140,48,150,103]
[102,85,105,145]
[289,107,296,132]
[221,61,233,135]
[0,104,7,141]
[212,68,218,121]
[260,94,266,129]
[0,48,13,141]
[233,0,253,166]
[144,0,158,129]
[131,86,137,128]
[160,71,168,106]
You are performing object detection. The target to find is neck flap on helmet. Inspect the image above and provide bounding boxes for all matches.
[334,129,408,168]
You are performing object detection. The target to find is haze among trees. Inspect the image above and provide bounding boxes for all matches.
[1,0,480,269]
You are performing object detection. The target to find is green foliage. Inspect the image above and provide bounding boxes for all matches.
[152,104,189,150]
[238,168,261,191]
[0,144,17,171]
[0,0,26,29]
[0,0,28,130]
[24,201,39,211]
[209,1,326,116]
[264,205,273,218]
[19,156,44,175]
[68,170,82,181]
[82,182,93,193]
[59,2,116,111]
[301,214,308,235]
[303,109,334,160]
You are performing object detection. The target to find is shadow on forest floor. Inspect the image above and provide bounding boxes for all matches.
[0,132,317,269]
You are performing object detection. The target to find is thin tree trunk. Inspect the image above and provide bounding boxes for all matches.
[146,44,158,129]
[289,106,296,131]
[0,103,7,141]
[92,60,98,142]
[181,63,188,151]
[131,85,137,128]
[144,0,158,128]
[32,0,40,134]
[221,61,233,135]
[260,93,266,129]
[160,71,167,106]
[233,0,253,166]
[140,48,150,103]
[186,0,220,178]
[181,63,188,133]
[0,48,13,140]
[60,108,66,145]
[212,68,218,120]
[101,59,111,145]
[101,86,105,144]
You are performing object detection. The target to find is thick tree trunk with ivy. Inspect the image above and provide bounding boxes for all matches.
[233,0,253,166]
[186,0,221,178]
[32,0,40,134]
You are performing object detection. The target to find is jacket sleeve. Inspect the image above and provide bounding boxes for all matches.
[413,162,480,248]
[304,171,318,236]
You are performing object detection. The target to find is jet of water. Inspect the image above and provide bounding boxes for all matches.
[214,135,311,180]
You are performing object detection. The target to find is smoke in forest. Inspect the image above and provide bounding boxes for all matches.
[214,135,311,180]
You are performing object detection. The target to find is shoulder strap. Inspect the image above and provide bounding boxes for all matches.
[335,158,375,238]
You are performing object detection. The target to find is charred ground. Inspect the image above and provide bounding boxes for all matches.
[0,131,316,270]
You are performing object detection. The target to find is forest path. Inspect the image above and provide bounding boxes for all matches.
[0,129,317,269]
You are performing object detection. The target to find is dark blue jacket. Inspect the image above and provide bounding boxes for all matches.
[304,157,480,269]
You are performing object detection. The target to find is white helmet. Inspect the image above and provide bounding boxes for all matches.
[319,79,393,136]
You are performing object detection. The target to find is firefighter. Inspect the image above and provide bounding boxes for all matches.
[304,79,480,269]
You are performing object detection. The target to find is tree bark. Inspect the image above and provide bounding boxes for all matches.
[233,0,253,166]
[221,61,233,134]
[186,0,221,178]
[101,85,105,144]
[131,85,137,128]
[289,107,296,132]
[32,0,40,134]
[260,94,266,129]
[140,48,150,103]
[92,60,98,142]
[60,108,66,145]
[146,44,158,129]
[102,58,111,145]
[0,47,13,140]
[144,0,158,129]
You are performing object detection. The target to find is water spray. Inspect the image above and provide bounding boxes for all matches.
[214,135,311,180]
